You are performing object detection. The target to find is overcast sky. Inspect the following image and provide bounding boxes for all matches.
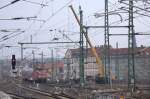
[0,0,150,59]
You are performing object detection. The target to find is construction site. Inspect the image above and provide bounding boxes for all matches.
[0,0,150,99]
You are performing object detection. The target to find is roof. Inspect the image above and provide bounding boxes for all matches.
[66,47,103,58]
[36,60,64,69]
[66,46,150,58]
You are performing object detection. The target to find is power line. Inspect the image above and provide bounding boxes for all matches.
[121,1,150,13]
[19,0,70,43]
[0,16,37,21]
[19,0,46,42]
[0,0,21,10]
[22,0,48,7]
[31,0,74,38]
[42,0,73,28]
[0,31,25,42]
[0,0,46,45]
[120,7,150,18]
[136,17,150,28]
[0,29,21,33]
[0,29,21,40]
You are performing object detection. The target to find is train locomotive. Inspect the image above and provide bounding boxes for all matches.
[22,64,49,83]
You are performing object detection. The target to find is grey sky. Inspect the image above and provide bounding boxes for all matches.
[0,0,150,59]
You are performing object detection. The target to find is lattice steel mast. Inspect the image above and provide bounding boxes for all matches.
[79,6,84,86]
[104,0,111,84]
[128,0,135,92]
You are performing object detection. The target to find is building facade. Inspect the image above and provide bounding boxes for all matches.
[64,46,150,84]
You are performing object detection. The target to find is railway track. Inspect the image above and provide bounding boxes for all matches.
[6,92,37,99]
[18,84,75,99]
[0,79,74,99]
[14,78,75,99]
[2,78,150,99]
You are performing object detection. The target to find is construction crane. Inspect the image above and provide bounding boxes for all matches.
[69,5,106,83]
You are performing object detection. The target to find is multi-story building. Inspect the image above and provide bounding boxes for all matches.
[64,46,150,84]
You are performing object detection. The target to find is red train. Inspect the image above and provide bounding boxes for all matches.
[22,61,64,83]
[22,65,49,82]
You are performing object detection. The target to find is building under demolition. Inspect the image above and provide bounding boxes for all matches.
[64,46,150,84]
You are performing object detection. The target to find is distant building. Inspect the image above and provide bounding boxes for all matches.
[64,46,150,84]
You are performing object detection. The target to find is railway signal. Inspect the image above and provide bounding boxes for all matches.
[11,55,16,70]
[11,55,17,77]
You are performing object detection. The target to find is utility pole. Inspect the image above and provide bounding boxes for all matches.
[19,44,23,96]
[41,51,44,67]
[85,28,88,61]
[128,0,135,93]
[79,6,84,87]
[51,49,54,81]
[20,44,23,60]
[32,50,35,68]
[115,42,120,82]
[66,58,70,81]
[104,0,111,86]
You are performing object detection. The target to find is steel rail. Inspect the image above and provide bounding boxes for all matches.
[14,83,74,99]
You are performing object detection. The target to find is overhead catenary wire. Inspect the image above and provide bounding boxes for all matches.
[32,0,74,37]
[22,0,150,47]
[134,15,150,44]
[0,0,49,58]
[19,0,73,43]
[61,32,79,46]
[47,1,149,48]
[18,0,46,42]
[1,0,150,58]
[116,4,150,44]
[136,17,150,28]
[17,0,75,58]
[120,7,150,18]
[22,0,48,7]
[45,0,74,25]
[121,1,150,13]
[0,31,25,42]
[107,5,150,47]
[0,0,46,46]
[89,14,149,47]
[0,0,21,10]
[20,0,119,47]
[0,29,22,40]
[0,16,37,21]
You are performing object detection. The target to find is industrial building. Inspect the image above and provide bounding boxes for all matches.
[64,46,150,84]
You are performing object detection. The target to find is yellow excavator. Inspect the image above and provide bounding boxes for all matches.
[69,5,108,84]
